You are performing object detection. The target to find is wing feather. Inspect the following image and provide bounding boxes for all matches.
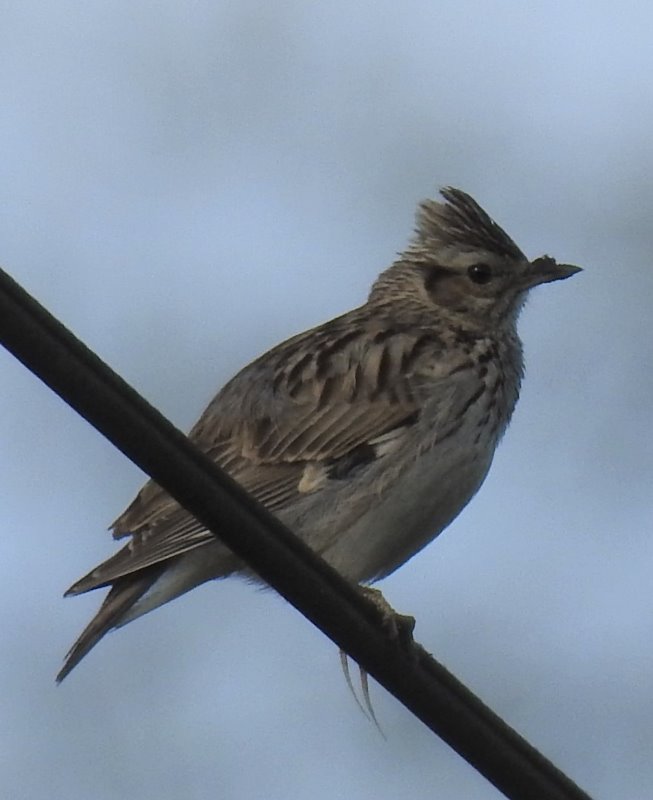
[70,314,457,593]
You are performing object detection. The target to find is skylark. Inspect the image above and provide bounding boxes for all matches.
[57,187,580,682]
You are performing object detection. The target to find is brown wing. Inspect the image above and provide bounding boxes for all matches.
[66,315,450,594]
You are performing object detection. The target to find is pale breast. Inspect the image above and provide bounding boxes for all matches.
[295,347,521,584]
[316,425,495,583]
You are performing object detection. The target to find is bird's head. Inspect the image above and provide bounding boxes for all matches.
[370,187,581,329]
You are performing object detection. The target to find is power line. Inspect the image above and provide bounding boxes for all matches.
[0,266,593,800]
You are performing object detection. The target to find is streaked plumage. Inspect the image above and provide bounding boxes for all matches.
[57,187,580,681]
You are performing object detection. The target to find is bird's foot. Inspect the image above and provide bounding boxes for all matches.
[359,586,416,649]
[339,587,416,734]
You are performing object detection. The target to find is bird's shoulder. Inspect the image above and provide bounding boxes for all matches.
[188,305,474,456]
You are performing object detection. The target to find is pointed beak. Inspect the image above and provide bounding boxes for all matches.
[524,255,583,289]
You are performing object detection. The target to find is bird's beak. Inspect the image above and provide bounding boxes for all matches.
[524,256,583,289]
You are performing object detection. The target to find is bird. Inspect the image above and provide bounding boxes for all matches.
[57,187,581,682]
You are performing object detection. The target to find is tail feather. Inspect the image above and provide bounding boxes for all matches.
[56,567,161,683]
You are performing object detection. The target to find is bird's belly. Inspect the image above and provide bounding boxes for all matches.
[317,441,494,584]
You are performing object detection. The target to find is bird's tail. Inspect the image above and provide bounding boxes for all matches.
[56,567,162,683]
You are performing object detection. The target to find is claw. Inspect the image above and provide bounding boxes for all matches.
[339,649,369,719]
[358,664,385,738]
[338,650,385,736]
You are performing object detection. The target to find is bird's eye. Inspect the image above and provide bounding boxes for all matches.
[467,263,493,285]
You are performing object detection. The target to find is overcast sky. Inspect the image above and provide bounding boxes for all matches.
[1,2,652,799]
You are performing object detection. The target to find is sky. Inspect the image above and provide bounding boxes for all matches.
[1,2,652,799]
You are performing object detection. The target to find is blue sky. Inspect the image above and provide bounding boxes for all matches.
[1,3,652,798]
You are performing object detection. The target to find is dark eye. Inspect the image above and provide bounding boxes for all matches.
[467,263,493,285]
